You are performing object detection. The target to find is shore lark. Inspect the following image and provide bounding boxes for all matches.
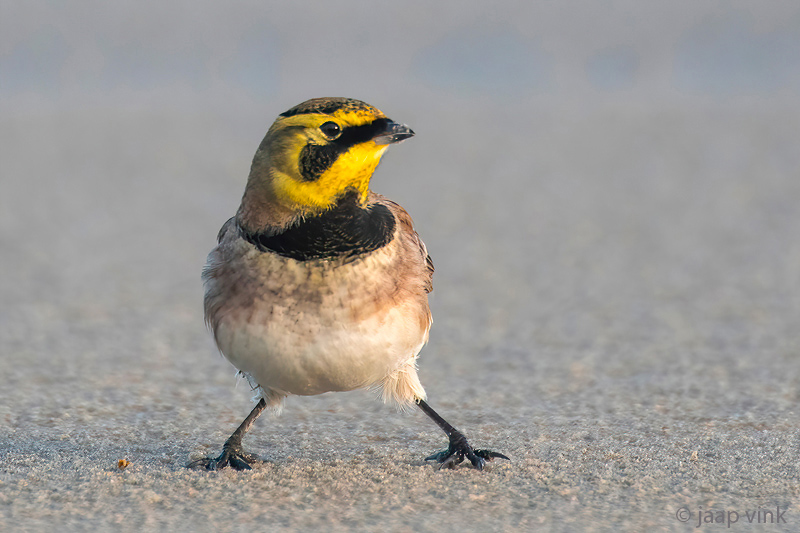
[191,97,507,471]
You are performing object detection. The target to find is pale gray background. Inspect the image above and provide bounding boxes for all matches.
[2,1,799,531]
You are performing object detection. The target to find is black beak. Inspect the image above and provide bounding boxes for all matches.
[373,121,415,145]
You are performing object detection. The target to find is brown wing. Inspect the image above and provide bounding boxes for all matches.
[370,192,434,294]
[419,235,434,294]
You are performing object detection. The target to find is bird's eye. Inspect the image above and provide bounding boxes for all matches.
[319,121,341,140]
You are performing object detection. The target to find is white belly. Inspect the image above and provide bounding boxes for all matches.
[215,300,427,397]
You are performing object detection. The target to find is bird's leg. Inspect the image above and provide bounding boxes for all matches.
[188,398,267,471]
[416,398,509,470]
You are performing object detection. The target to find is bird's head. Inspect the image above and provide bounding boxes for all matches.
[238,97,414,232]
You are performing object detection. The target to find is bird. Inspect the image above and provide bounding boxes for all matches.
[191,97,508,471]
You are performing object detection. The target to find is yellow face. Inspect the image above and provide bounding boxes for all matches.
[254,98,412,215]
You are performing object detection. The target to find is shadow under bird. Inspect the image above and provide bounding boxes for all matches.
[191,97,508,471]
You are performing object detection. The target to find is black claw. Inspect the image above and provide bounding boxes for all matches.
[424,431,507,471]
[441,453,462,470]
[475,449,510,462]
[190,400,268,472]
[425,450,446,462]
[188,444,260,471]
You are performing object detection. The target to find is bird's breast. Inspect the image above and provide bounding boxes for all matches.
[203,236,431,396]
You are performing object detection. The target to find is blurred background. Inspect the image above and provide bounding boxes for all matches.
[1,1,799,529]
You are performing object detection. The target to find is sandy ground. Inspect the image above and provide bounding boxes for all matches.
[1,98,798,532]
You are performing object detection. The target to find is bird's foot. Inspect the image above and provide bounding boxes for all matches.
[425,431,509,470]
[188,442,260,471]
